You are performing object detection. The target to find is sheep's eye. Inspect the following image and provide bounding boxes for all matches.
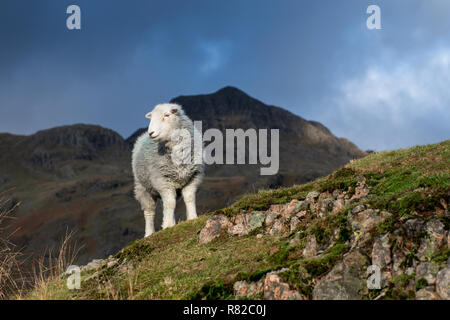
[164,113,170,117]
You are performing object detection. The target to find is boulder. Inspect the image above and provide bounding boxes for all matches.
[349,209,392,234]
[263,270,305,300]
[290,216,300,232]
[352,205,366,214]
[371,233,391,269]
[415,262,440,285]
[81,259,107,272]
[415,287,441,300]
[312,250,369,300]
[268,199,301,218]
[351,175,369,200]
[267,219,287,236]
[404,219,424,239]
[417,219,446,261]
[229,211,266,237]
[392,244,406,276]
[302,235,318,258]
[265,213,278,227]
[436,267,450,299]
[233,279,264,297]
[198,214,232,244]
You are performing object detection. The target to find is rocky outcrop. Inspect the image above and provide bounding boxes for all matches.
[198,182,373,244]
[198,176,450,300]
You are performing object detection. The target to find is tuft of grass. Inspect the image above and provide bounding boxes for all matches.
[0,196,23,299]
[189,279,234,300]
[319,167,357,193]
[302,243,349,277]
[383,274,416,300]
[376,216,396,235]
[430,248,450,263]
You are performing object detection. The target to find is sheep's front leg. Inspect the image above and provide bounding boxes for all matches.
[161,189,177,229]
[182,178,200,220]
[135,182,157,237]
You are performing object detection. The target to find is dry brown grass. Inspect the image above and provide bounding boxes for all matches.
[0,195,24,299]
[24,230,81,300]
[0,192,81,299]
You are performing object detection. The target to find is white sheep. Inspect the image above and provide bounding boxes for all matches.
[132,103,204,237]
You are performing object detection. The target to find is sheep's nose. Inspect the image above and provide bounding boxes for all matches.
[149,131,155,138]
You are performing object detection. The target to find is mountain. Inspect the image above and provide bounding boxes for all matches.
[0,87,365,264]
[23,140,450,300]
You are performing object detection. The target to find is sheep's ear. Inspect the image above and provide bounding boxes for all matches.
[170,108,178,115]
[145,112,152,119]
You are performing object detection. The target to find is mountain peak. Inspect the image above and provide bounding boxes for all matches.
[214,86,249,97]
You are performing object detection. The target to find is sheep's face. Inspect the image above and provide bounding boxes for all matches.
[145,103,183,142]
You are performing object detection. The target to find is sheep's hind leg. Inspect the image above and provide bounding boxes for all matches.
[161,189,177,229]
[135,182,157,237]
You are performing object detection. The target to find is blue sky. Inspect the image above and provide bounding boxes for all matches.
[0,0,449,150]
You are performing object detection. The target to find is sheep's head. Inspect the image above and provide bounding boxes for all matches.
[145,103,185,142]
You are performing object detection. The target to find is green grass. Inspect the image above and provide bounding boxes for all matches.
[21,140,450,299]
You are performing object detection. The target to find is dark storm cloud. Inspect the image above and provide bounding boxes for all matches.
[0,0,449,150]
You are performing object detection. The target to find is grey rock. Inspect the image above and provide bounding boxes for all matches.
[84,271,100,282]
[234,279,264,297]
[349,209,392,234]
[265,213,278,227]
[352,205,366,214]
[317,196,335,217]
[107,258,119,268]
[229,212,265,237]
[351,176,369,200]
[81,259,107,272]
[268,202,295,218]
[302,235,317,258]
[199,214,232,243]
[436,267,450,299]
[313,250,369,300]
[415,287,441,300]
[297,200,309,211]
[263,271,305,300]
[289,232,301,246]
[248,211,266,230]
[404,219,424,239]
[447,231,450,249]
[290,216,300,232]
[417,219,446,261]
[267,219,287,236]
[332,197,345,213]
[392,245,406,276]
[372,233,391,269]
[416,262,440,285]
[306,191,320,201]
[405,267,415,276]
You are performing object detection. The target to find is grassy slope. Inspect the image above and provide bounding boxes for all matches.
[24,140,450,299]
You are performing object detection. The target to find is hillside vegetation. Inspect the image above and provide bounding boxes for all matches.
[24,140,449,300]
